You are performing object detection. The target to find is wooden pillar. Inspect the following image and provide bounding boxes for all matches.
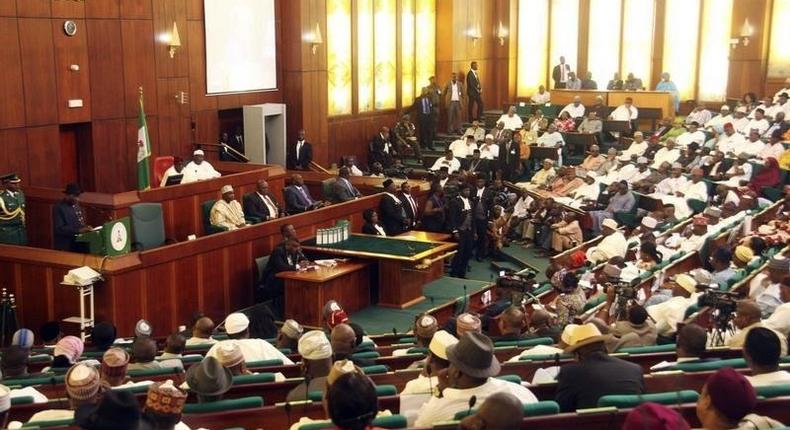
[282,0,329,166]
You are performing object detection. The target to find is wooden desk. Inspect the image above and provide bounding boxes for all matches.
[551,90,608,106]
[301,234,457,308]
[549,89,676,120]
[278,261,371,327]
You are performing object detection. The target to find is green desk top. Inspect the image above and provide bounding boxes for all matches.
[303,235,439,258]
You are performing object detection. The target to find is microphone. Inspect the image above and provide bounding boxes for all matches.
[425,363,434,397]
[392,328,398,337]
[303,374,312,413]
[284,401,292,427]
[467,395,477,417]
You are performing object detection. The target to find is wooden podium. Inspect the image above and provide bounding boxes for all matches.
[76,217,131,256]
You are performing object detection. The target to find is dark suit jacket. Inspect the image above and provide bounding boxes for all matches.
[261,243,297,289]
[552,64,571,85]
[398,192,418,227]
[443,80,465,106]
[379,194,407,235]
[555,352,644,412]
[362,223,385,236]
[499,141,521,171]
[242,192,281,221]
[446,196,472,232]
[333,177,361,203]
[287,141,313,170]
[466,70,481,96]
[52,200,86,252]
[283,185,315,214]
[467,158,489,176]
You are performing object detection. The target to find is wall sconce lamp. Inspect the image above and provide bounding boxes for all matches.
[468,22,482,46]
[304,22,323,55]
[730,18,753,49]
[495,21,508,46]
[167,21,181,58]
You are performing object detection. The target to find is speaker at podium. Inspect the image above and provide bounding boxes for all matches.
[76,217,131,256]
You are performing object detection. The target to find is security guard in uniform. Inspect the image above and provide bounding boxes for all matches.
[0,173,26,245]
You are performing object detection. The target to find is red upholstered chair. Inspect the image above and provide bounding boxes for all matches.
[153,156,174,187]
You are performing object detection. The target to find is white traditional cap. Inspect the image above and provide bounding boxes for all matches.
[671,162,682,169]
[720,105,730,111]
[602,218,619,230]
[485,134,494,140]
[428,330,458,360]
[673,274,698,294]
[641,216,658,229]
[0,385,9,413]
[220,185,233,195]
[634,131,644,137]
[618,155,631,162]
[281,319,303,340]
[224,313,249,335]
[193,149,205,156]
[298,330,332,360]
[135,319,152,337]
[636,157,649,164]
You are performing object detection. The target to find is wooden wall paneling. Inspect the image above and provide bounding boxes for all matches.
[120,0,152,19]
[152,0,189,79]
[226,241,253,314]
[0,128,29,183]
[0,17,25,129]
[16,0,49,17]
[18,18,58,126]
[191,109,219,146]
[109,270,144,334]
[156,77,192,159]
[185,0,202,20]
[200,248,227,319]
[91,119,129,192]
[143,263,176,332]
[18,264,51,331]
[52,18,92,123]
[86,19,125,120]
[727,0,771,98]
[175,256,201,322]
[186,20,216,112]
[51,0,84,18]
[85,0,119,19]
[121,19,158,117]
[0,0,16,16]
[26,126,61,188]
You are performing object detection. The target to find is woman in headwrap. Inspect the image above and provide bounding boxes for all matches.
[748,157,781,195]
[549,271,586,326]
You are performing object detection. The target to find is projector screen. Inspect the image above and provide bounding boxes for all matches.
[204,0,277,94]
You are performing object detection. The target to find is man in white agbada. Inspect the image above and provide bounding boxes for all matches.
[206,313,293,364]
[585,219,627,264]
[704,105,733,134]
[676,122,706,149]
[715,123,747,155]
[210,185,247,231]
[647,274,698,337]
[750,256,790,319]
[620,132,648,158]
[413,332,537,427]
[181,149,221,183]
[449,135,477,158]
[531,85,551,104]
[464,121,486,143]
[497,106,524,131]
[719,154,753,187]
[559,96,586,119]
[607,156,651,185]
[654,163,688,195]
[555,173,600,208]
[401,331,458,396]
[430,150,461,174]
[478,135,499,160]
[536,124,565,165]
[685,104,712,126]
[763,271,790,338]
[740,130,767,157]
[650,139,681,169]
[609,97,639,122]
[732,110,750,134]
[521,159,556,190]
[652,167,707,220]
[746,109,770,135]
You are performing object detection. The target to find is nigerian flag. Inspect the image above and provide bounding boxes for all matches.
[136,90,152,191]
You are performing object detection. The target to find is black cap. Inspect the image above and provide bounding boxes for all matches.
[64,183,83,196]
[0,173,21,184]
[382,179,394,188]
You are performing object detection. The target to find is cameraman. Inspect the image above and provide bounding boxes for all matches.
[612,305,657,346]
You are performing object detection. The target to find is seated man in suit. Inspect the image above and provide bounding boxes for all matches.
[53,183,93,252]
[379,179,409,235]
[333,167,361,203]
[210,185,248,231]
[242,179,282,222]
[555,323,644,412]
[287,129,313,170]
[369,127,396,168]
[284,174,327,214]
[259,238,311,305]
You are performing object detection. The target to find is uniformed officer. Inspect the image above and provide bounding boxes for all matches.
[0,173,26,245]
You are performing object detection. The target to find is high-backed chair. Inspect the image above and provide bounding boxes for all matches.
[322,177,338,202]
[130,203,166,251]
[153,156,174,187]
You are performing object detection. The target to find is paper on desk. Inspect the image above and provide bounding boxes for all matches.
[10,386,48,403]
[650,360,676,371]
[314,259,338,268]
[532,366,560,384]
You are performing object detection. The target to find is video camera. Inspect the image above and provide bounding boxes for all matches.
[697,288,741,314]
[496,270,539,305]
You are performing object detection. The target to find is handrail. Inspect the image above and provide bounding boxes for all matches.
[195,142,250,163]
[309,160,332,174]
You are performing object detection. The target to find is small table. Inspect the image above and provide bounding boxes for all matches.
[277,261,371,327]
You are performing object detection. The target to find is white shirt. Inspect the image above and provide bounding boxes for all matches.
[479,143,499,160]
[451,82,461,101]
[764,302,790,337]
[257,192,279,219]
[497,114,524,131]
[448,139,470,158]
[185,336,217,346]
[705,114,733,132]
[686,109,712,125]
[621,141,648,158]
[159,166,182,187]
[349,165,364,176]
[609,104,639,121]
[560,103,586,119]
[676,131,707,148]
[746,118,770,136]
[650,148,680,169]
[740,139,766,157]
[759,142,785,161]
[512,196,533,218]
[181,161,221,183]
[746,371,790,387]
[295,140,305,161]
[733,116,750,134]
[767,101,790,119]
[401,374,437,395]
[536,131,565,147]
[460,196,471,211]
[648,295,694,336]
[586,231,627,263]
[655,176,689,195]
[430,157,461,174]
[723,162,753,186]
[684,180,709,201]
[206,339,294,365]
[716,132,747,155]
[414,378,537,427]
[531,91,551,104]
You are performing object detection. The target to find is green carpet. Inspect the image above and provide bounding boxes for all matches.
[350,277,490,334]
[501,244,550,283]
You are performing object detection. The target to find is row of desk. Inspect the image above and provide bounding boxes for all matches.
[0,163,437,336]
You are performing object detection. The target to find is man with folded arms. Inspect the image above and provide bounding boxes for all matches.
[414,332,537,426]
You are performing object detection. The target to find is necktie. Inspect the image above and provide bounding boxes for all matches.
[296,142,302,160]
[407,195,417,216]
[422,98,429,114]
[297,186,312,204]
